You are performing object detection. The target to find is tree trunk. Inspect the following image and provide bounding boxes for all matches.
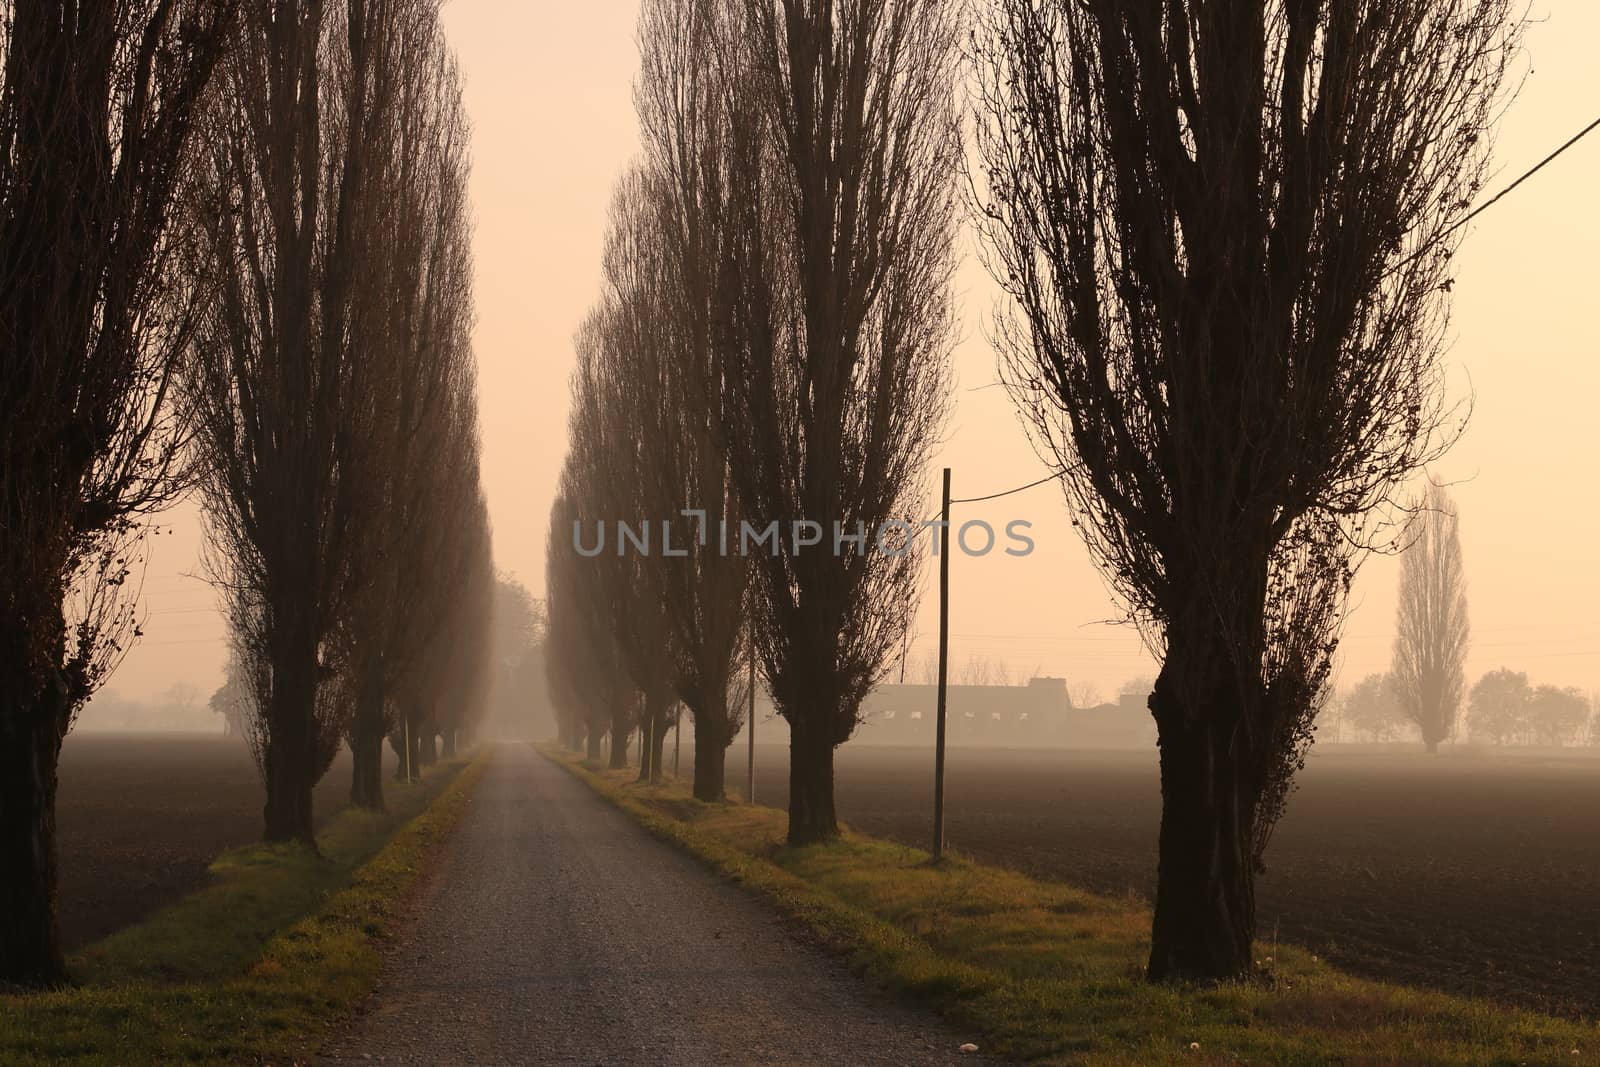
[349,660,386,811]
[348,728,385,812]
[636,692,671,784]
[419,724,438,766]
[786,719,838,845]
[691,702,729,802]
[636,715,654,782]
[648,711,669,785]
[586,711,609,761]
[263,739,315,843]
[609,699,631,770]
[388,730,408,781]
[1146,653,1258,982]
[441,728,457,759]
[262,642,317,844]
[1424,739,1439,755]
[0,655,69,986]
[406,720,423,781]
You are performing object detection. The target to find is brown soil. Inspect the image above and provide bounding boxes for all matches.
[55,732,352,949]
[721,742,1600,1020]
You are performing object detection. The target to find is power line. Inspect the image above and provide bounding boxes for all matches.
[1390,112,1600,273]
[950,470,1062,505]
[1451,114,1600,236]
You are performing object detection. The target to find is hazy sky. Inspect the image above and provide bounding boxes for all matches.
[110,2,1599,711]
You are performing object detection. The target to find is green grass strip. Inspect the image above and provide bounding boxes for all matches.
[0,752,488,1066]
[541,744,1596,1066]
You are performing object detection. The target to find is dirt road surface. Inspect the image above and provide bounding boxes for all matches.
[321,744,998,1066]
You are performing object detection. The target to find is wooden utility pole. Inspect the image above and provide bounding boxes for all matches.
[747,646,756,805]
[933,467,951,860]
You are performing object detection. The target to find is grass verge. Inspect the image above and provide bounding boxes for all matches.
[541,744,1596,1066]
[0,752,487,1066]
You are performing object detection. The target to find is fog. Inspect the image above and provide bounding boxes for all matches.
[7,0,1597,1053]
[99,0,1597,729]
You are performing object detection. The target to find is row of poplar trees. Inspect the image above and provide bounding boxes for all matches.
[0,0,491,986]
[545,0,960,812]
[548,0,1523,988]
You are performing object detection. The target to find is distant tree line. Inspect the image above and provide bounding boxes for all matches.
[1337,671,1596,749]
[0,0,494,985]
[1332,486,1595,749]
[71,685,211,734]
[479,578,549,741]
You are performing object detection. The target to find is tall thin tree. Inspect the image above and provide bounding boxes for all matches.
[548,457,637,770]
[187,0,378,842]
[1392,484,1470,753]
[564,176,695,785]
[0,0,238,984]
[975,0,1521,979]
[721,0,962,843]
[336,2,476,808]
[629,4,760,798]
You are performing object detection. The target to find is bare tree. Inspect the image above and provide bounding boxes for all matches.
[210,653,254,738]
[634,0,753,802]
[162,683,203,720]
[1392,485,1470,753]
[1068,682,1102,709]
[545,490,597,757]
[959,656,995,687]
[566,215,683,785]
[547,462,637,769]
[544,498,601,757]
[186,0,387,841]
[334,3,477,807]
[481,577,545,742]
[975,0,1521,979]
[558,303,656,776]
[719,0,962,844]
[419,490,495,762]
[1527,685,1589,748]
[1344,673,1408,742]
[1468,667,1530,744]
[0,0,237,983]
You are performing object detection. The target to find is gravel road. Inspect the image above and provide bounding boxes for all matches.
[320,744,1001,1066]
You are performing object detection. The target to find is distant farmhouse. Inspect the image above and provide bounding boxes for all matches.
[752,676,1156,749]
